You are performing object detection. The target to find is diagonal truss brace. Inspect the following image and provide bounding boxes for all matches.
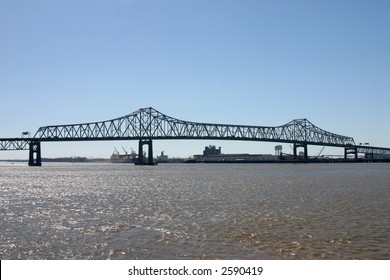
[33,107,356,147]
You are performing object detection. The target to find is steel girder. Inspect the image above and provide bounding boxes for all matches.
[33,107,356,147]
[2,108,390,155]
[0,138,31,150]
[356,146,390,154]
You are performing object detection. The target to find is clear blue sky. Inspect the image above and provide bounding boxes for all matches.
[1,0,389,159]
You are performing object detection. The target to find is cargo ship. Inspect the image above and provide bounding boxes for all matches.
[110,147,139,163]
[156,151,169,163]
[193,145,282,163]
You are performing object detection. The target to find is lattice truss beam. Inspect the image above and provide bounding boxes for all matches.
[356,146,390,154]
[0,139,30,150]
[33,107,356,146]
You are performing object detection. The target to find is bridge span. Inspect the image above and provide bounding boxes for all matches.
[1,107,389,165]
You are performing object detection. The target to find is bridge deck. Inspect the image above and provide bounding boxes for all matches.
[1,108,390,157]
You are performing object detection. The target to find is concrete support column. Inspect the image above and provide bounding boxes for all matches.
[293,143,297,159]
[29,141,42,166]
[137,139,156,165]
[138,140,144,164]
[148,140,153,165]
[344,146,358,160]
[293,143,308,160]
[304,144,308,160]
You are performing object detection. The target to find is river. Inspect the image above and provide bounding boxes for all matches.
[0,162,389,259]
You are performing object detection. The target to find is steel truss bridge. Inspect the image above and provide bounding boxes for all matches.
[1,107,389,165]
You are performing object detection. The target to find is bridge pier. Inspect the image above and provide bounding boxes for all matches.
[28,141,42,166]
[344,146,358,160]
[137,139,156,165]
[293,143,308,160]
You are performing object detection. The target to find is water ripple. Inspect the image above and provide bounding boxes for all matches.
[0,163,389,259]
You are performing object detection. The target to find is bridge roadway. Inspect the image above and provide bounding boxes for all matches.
[1,107,390,165]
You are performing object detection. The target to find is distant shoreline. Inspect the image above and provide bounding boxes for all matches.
[1,157,390,164]
[0,157,110,163]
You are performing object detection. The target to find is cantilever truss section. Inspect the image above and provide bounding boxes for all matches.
[33,107,356,147]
